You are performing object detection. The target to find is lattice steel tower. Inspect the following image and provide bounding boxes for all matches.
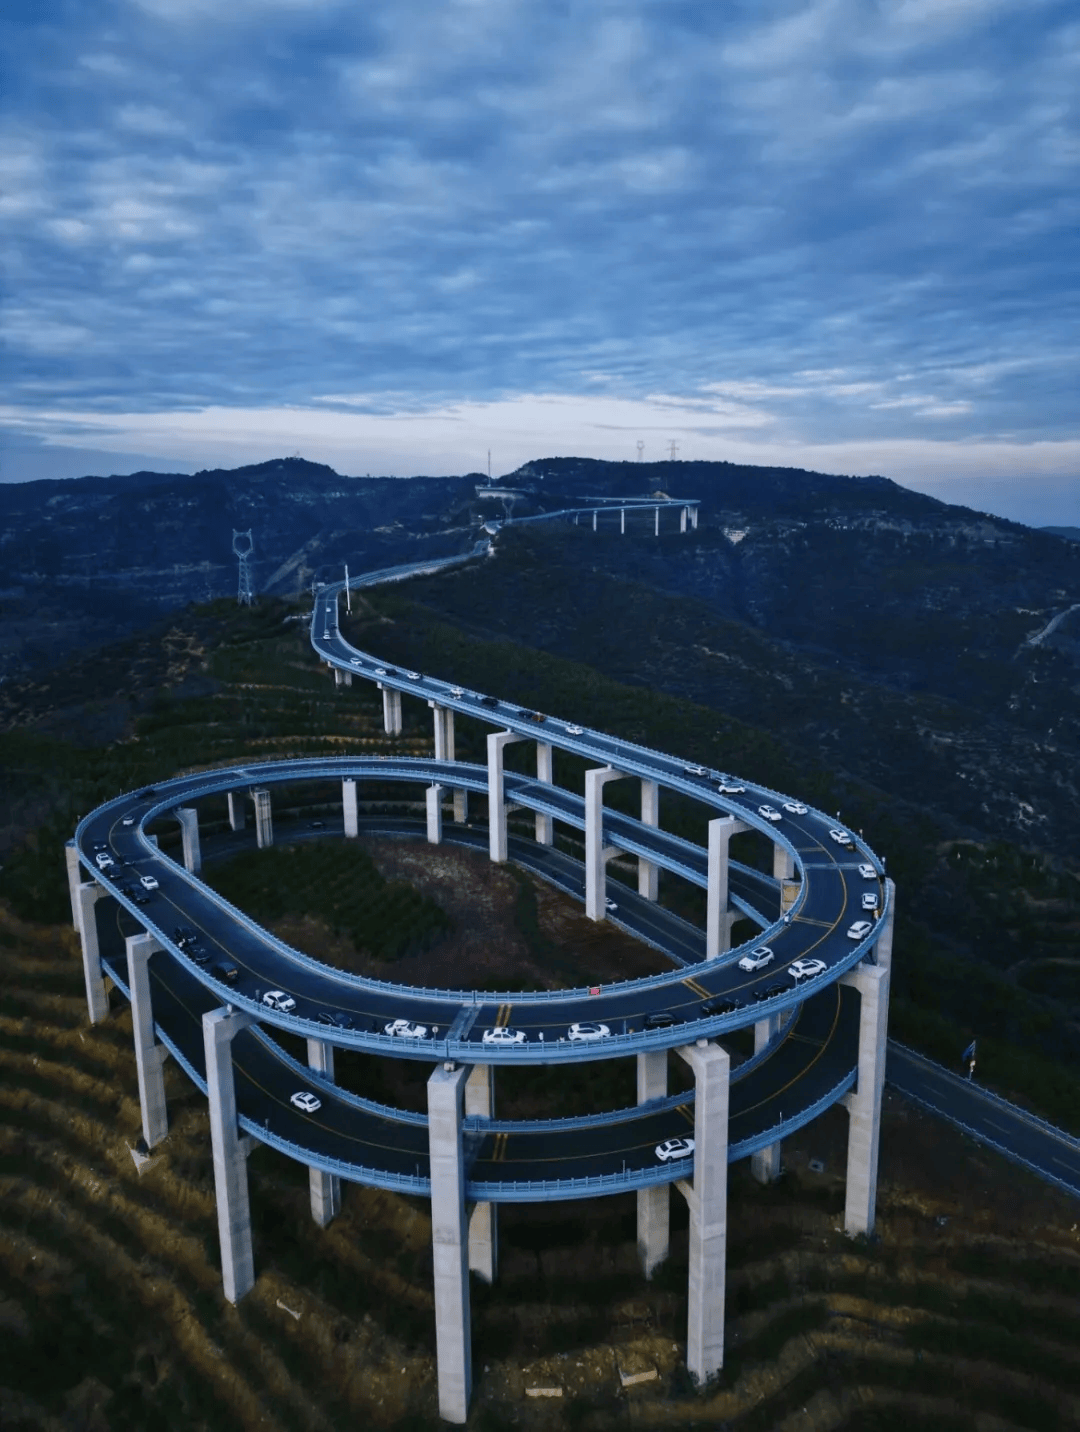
[232,529,254,606]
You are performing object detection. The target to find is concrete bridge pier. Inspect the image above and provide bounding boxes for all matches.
[585,765,623,920]
[379,683,402,736]
[333,667,352,687]
[772,844,795,882]
[76,882,110,1025]
[637,1050,669,1278]
[342,777,358,837]
[430,702,468,822]
[126,932,170,1148]
[428,1061,472,1424]
[175,806,201,874]
[427,783,444,844]
[535,741,554,845]
[654,506,660,536]
[487,730,527,863]
[465,1064,497,1283]
[251,789,273,848]
[680,506,688,533]
[751,1012,782,1183]
[638,779,659,901]
[592,510,598,531]
[839,881,894,1236]
[690,506,699,530]
[620,507,626,534]
[227,790,246,832]
[306,1038,342,1226]
[203,1007,258,1304]
[65,841,83,930]
[674,1039,730,1384]
[706,816,747,958]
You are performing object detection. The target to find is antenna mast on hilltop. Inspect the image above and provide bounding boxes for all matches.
[232,529,254,606]
[487,449,492,484]
[636,440,644,462]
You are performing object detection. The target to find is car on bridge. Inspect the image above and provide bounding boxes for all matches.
[858,863,877,879]
[828,828,855,847]
[788,958,826,982]
[783,801,808,815]
[384,1019,430,1039]
[212,960,239,984]
[684,764,708,777]
[449,686,465,698]
[317,1011,354,1030]
[262,990,297,1014]
[754,980,787,1003]
[847,920,874,941]
[699,995,745,1017]
[290,1091,321,1114]
[567,1021,611,1042]
[758,805,782,822]
[95,852,115,869]
[565,724,583,735]
[481,1027,527,1045]
[121,814,136,826]
[655,1137,694,1162]
[717,778,746,794]
[139,874,159,891]
[738,945,775,972]
[861,892,880,911]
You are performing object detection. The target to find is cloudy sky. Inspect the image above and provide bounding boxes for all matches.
[2,0,1078,524]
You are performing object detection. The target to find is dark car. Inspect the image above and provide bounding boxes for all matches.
[700,996,744,1018]
[479,694,499,707]
[644,1010,677,1029]
[316,1011,355,1030]
[187,945,211,967]
[753,981,787,1003]
[132,892,150,906]
[136,787,157,798]
[211,960,239,984]
[174,925,196,946]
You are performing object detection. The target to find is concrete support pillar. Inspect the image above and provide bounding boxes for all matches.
[535,741,554,845]
[334,667,344,687]
[203,1007,256,1304]
[427,784,444,845]
[465,1064,497,1284]
[690,506,699,531]
[654,505,660,537]
[251,789,273,849]
[176,806,201,875]
[380,684,402,736]
[77,882,109,1025]
[453,789,468,823]
[839,884,894,1236]
[592,510,598,531]
[638,778,659,901]
[428,1061,472,1424]
[637,1050,669,1278]
[750,1013,782,1183]
[487,730,526,863]
[680,506,688,533]
[65,841,83,930]
[676,1040,730,1385]
[430,702,455,761]
[343,777,358,838]
[126,932,169,1148]
[706,817,742,959]
[620,507,626,534]
[306,1038,342,1227]
[585,765,622,920]
[772,844,795,882]
[227,790,245,832]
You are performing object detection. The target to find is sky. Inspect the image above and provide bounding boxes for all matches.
[2,0,1078,527]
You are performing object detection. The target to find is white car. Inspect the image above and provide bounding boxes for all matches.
[758,805,782,823]
[684,765,708,777]
[121,815,136,826]
[567,1021,611,1042]
[565,724,583,735]
[262,990,297,1014]
[406,670,421,679]
[605,897,618,911]
[847,920,874,941]
[717,779,746,794]
[350,657,362,666]
[95,852,115,869]
[783,801,808,815]
[322,631,330,640]
[858,863,876,879]
[139,874,159,891]
[789,958,826,982]
[655,1137,695,1163]
[829,829,854,846]
[861,892,880,911]
[384,1019,430,1039]
[290,1091,321,1114]
[738,945,775,972]
[375,666,387,676]
[450,686,465,698]
[481,1027,527,1045]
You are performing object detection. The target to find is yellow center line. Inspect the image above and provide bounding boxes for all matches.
[736,988,843,1118]
[682,976,710,998]
[677,1103,694,1128]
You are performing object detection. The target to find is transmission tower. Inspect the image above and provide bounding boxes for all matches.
[668,439,680,461]
[232,529,254,606]
[636,440,645,462]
